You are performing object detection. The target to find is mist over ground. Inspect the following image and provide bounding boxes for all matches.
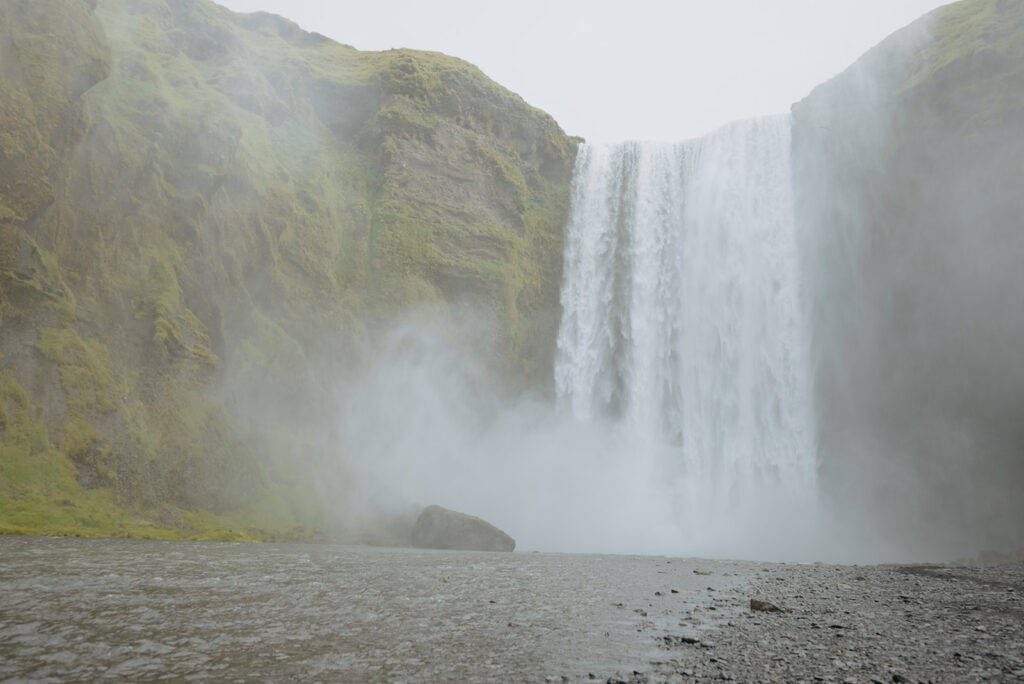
[325,318,828,561]
[1,0,1020,562]
[793,3,1024,562]
[321,4,1024,564]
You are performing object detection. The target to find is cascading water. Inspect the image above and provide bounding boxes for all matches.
[556,115,817,554]
[339,114,821,558]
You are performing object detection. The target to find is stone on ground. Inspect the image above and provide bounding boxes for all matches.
[411,505,515,552]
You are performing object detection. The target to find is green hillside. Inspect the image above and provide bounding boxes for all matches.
[0,0,576,540]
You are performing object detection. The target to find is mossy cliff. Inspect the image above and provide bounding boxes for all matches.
[0,0,576,539]
[792,0,1024,555]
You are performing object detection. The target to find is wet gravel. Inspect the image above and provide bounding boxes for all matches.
[613,560,1024,683]
[0,536,744,682]
[2,536,1021,682]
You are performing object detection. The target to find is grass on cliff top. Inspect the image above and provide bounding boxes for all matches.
[98,0,548,118]
[905,0,1024,89]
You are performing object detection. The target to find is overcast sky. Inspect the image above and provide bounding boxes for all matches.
[216,0,950,142]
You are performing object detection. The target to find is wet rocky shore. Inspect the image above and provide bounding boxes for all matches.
[0,537,742,681]
[2,536,1022,682]
[610,559,1024,683]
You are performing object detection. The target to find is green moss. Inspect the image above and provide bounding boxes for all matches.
[5,239,80,322]
[134,243,183,346]
[0,373,28,407]
[369,194,445,306]
[378,101,439,142]
[182,309,220,366]
[471,136,529,210]
[2,0,576,542]
[60,416,118,489]
[0,377,59,495]
[380,52,443,102]
[0,369,294,541]
[904,0,1024,90]
[36,327,119,414]
[0,373,119,537]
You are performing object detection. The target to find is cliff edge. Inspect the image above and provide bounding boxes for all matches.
[0,0,576,539]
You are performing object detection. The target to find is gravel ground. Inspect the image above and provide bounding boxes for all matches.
[605,559,1024,683]
[2,537,1022,682]
[0,537,745,681]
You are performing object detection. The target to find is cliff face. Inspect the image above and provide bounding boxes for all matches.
[0,0,576,539]
[793,0,1024,556]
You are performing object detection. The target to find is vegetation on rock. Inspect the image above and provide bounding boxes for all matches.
[0,0,576,540]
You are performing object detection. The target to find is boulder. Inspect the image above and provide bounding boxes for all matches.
[411,505,515,552]
[750,599,784,613]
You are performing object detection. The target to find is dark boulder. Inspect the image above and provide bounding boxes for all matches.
[411,505,515,552]
[750,599,784,613]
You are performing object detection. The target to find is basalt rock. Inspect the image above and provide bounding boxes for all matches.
[411,505,515,552]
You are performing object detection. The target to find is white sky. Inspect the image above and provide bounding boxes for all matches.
[216,0,950,142]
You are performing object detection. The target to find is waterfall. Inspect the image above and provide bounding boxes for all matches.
[555,115,817,550]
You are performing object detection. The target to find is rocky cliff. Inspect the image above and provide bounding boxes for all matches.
[0,0,576,539]
[792,0,1024,555]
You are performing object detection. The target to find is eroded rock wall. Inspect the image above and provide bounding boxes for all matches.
[792,0,1024,556]
[0,0,575,538]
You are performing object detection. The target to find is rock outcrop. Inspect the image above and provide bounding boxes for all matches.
[0,0,575,539]
[411,505,515,552]
[792,0,1024,556]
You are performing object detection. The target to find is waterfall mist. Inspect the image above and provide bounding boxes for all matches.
[328,318,689,556]
[330,117,839,562]
[328,8,1024,561]
[329,316,825,560]
[555,116,819,558]
[791,9,1024,562]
